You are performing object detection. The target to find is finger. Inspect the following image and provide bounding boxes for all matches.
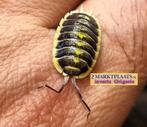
[0,21,68,126]
[0,0,83,27]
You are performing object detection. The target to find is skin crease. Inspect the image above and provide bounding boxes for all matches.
[0,0,147,126]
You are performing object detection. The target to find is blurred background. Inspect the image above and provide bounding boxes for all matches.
[123,86,147,127]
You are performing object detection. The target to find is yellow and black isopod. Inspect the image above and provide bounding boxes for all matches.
[45,10,101,118]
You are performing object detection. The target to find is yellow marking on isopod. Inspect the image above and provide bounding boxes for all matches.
[83,15,90,21]
[76,41,85,47]
[75,28,101,79]
[73,57,80,63]
[75,48,83,56]
[64,66,80,71]
[76,32,86,39]
[53,58,63,74]
[59,18,64,27]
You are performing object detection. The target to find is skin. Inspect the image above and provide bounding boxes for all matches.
[0,0,147,127]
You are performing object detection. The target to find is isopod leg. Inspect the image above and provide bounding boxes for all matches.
[45,76,69,93]
[71,78,91,119]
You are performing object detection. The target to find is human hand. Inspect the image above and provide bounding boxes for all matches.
[0,0,147,127]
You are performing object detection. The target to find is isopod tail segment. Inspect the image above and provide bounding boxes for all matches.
[44,76,91,119]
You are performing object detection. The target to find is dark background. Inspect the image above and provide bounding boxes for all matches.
[123,86,147,127]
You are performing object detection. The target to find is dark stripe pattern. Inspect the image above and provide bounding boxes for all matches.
[55,12,98,76]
